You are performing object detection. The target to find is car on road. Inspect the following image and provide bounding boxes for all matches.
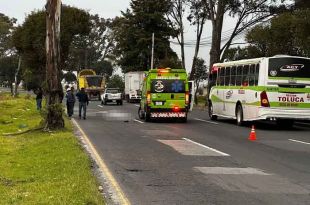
[101,88,123,105]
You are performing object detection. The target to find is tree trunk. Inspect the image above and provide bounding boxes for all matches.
[189,18,205,80]
[209,1,225,69]
[14,56,22,97]
[45,0,64,129]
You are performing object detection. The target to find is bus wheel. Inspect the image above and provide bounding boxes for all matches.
[138,107,145,120]
[208,102,217,120]
[236,104,244,126]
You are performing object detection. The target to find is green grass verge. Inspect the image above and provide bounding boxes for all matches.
[0,93,105,205]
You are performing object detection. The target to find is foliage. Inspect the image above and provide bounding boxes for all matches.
[245,9,310,57]
[0,55,19,89]
[107,74,125,91]
[66,15,115,78]
[0,13,16,57]
[12,5,91,91]
[63,71,77,83]
[192,57,207,104]
[113,0,180,73]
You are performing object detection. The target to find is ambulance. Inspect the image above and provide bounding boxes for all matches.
[138,68,191,122]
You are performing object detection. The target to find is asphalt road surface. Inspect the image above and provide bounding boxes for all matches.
[73,101,310,205]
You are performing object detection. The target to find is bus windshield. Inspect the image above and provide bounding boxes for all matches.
[268,57,310,79]
[151,80,185,93]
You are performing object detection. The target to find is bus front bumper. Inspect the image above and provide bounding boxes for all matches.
[258,107,310,120]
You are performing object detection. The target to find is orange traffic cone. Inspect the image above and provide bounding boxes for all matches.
[248,125,257,141]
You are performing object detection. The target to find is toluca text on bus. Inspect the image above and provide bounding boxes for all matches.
[208,55,310,126]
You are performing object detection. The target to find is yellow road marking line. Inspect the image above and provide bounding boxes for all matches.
[72,119,131,205]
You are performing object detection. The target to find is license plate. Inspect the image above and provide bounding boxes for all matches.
[112,100,116,102]
[151,112,186,118]
[155,102,163,106]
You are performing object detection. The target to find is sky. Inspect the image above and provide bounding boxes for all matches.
[0,0,241,72]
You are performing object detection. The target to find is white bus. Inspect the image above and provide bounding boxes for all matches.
[208,55,310,126]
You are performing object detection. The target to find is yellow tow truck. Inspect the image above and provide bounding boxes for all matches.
[78,69,105,100]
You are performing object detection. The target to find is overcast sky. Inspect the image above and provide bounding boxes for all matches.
[0,0,240,72]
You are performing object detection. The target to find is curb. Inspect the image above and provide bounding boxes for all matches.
[71,118,131,205]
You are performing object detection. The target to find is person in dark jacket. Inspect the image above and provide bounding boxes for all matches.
[66,87,76,117]
[76,88,89,120]
[35,88,43,110]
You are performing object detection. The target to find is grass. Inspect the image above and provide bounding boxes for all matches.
[0,93,105,205]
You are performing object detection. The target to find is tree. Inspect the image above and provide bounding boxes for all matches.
[245,9,310,57]
[188,0,208,80]
[113,0,180,73]
[0,13,16,57]
[202,0,286,68]
[167,0,187,69]
[0,55,19,93]
[45,0,64,129]
[66,15,115,73]
[107,74,125,91]
[13,5,91,91]
[192,57,207,104]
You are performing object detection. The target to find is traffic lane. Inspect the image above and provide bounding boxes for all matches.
[74,107,233,204]
[77,102,310,204]
[73,113,310,205]
[162,114,310,187]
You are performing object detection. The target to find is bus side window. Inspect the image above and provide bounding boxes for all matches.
[225,67,231,86]
[219,67,225,86]
[254,64,259,85]
[249,64,256,86]
[230,66,236,86]
[236,65,243,86]
[242,65,249,86]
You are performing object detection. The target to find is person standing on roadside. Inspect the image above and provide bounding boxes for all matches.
[76,88,89,120]
[66,87,76,117]
[35,88,43,110]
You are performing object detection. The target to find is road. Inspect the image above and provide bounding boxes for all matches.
[73,101,310,205]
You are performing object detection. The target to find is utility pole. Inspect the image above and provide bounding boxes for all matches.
[45,0,64,129]
[151,33,154,69]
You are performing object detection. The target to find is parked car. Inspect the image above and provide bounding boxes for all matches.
[101,88,123,105]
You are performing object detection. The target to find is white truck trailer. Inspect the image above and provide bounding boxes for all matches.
[124,71,145,102]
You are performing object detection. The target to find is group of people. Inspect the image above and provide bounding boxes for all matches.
[35,87,89,120]
[66,87,89,119]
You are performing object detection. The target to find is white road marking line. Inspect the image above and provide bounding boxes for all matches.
[194,167,270,175]
[97,105,104,108]
[134,104,140,107]
[182,138,230,156]
[194,118,219,125]
[288,139,310,145]
[134,119,144,124]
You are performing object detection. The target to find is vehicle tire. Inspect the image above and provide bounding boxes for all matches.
[236,104,244,126]
[145,110,151,122]
[138,107,145,119]
[104,100,107,105]
[208,101,218,121]
[276,119,294,128]
[120,100,123,105]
